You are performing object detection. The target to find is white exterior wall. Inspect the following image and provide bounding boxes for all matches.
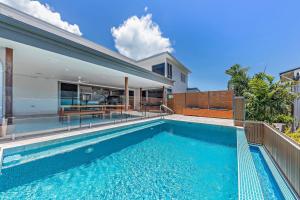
[13,75,58,116]
[293,84,300,125]
[136,54,189,93]
[172,64,188,93]
[0,48,4,119]
[137,54,166,71]
[133,88,140,110]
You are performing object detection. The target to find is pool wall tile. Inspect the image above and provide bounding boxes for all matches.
[258,145,298,200]
[0,148,3,174]
[237,129,264,200]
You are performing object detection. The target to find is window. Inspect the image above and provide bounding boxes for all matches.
[60,83,78,106]
[152,63,165,76]
[167,63,172,79]
[181,73,186,83]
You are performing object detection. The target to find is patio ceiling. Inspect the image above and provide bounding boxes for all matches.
[0,38,170,89]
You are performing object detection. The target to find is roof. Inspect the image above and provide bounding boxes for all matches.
[0,3,173,86]
[187,87,200,92]
[136,51,191,73]
[279,67,300,76]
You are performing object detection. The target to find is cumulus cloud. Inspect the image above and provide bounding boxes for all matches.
[111,14,173,60]
[0,0,82,36]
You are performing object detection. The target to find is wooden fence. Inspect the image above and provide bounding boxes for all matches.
[168,90,233,119]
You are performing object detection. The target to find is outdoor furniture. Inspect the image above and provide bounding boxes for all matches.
[58,105,128,121]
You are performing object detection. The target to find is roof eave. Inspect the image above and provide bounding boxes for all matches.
[0,3,173,86]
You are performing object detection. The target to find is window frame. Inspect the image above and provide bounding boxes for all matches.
[181,72,186,83]
[152,63,165,76]
[167,63,173,79]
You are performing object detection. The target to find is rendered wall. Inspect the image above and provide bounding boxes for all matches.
[0,47,4,119]
[136,54,166,71]
[134,88,140,110]
[171,64,188,93]
[13,75,58,116]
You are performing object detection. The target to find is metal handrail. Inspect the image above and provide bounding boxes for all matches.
[160,104,174,115]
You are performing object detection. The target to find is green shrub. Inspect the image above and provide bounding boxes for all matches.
[273,114,293,125]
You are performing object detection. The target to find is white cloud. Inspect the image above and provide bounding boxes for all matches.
[111,14,173,60]
[144,6,148,12]
[0,0,82,36]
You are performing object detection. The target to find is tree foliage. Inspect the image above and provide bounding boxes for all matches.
[225,64,249,96]
[244,73,295,123]
[226,65,296,123]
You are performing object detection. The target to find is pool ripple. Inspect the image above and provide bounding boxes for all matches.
[0,130,238,200]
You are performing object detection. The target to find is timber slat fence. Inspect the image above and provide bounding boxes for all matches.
[168,90,233,119]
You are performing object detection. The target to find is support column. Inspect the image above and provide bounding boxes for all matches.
[125,77,129,111]
[162,86,167,106]
[5,48,13,124]
[140,88,142,111]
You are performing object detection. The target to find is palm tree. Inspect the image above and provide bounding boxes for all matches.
[225,64,249,96]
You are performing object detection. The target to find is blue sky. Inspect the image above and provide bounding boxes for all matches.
[28,1,300,90]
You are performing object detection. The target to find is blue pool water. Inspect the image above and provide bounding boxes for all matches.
[0,120,238,199]
[250,146,285,200]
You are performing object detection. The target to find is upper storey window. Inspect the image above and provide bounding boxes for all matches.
[181,73,186,83]
[152,63,165,76]
[167,63,173,79]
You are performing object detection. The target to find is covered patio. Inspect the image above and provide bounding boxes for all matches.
[0,39,171,137]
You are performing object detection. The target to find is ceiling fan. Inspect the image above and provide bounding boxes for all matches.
[77,76,89,84]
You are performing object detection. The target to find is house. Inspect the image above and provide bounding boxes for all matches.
[279,67,300,126]
[0,3,184,124]
[136,52,190,94]
[187,87,200,93]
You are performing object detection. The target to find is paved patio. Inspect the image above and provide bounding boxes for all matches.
[165,114,234,127]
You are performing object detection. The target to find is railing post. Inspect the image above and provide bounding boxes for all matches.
[0,118,7,138]
[233,97,245,126]
[207,91,210,110]
[67,115,71,131]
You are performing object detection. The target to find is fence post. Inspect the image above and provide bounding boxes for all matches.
[233,97,245,126]
[0,118,7,137]
[207,91,210,109]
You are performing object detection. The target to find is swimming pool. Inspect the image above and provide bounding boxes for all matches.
[250,146,285,200]
[0,120,296,199]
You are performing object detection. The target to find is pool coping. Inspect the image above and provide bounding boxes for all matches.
[0,117,162,150]
[254,145,298,200]
[236,128,265,200]
[164,115,234,127]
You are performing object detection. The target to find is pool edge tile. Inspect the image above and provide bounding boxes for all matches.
[237,129,264,200]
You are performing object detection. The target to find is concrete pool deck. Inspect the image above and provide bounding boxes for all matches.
[164,114,234,127]
[0,115,235,149]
